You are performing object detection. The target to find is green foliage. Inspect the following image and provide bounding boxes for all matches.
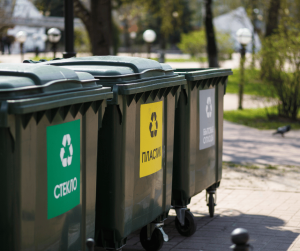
[177,30,206,58]
[74,28,90,53]
[224,106,300,130]
[34,0,63,16]
[227,69,271,97]
[131,0,185,37]
[260,18,300,120]
[177,29,234,61]
[122,0,193,46]
[217,31,234,60]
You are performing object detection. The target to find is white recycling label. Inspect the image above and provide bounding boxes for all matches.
[199,88,215,150]
[60,134,73,167]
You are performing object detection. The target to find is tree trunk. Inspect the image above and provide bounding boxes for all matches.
[91,0,112,55]
[265,0,280,37]
[73,0,112,55]
[73,0,93,50]
[251,0,257,69]
[204,0,219,67]
[0,0,16,31]
[261,0,281,78]
[123,18,130,49]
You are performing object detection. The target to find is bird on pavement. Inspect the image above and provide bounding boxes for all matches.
[272,125,291,137]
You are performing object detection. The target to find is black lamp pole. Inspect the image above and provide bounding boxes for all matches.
[238,44,246,110]
[63,0,76,58]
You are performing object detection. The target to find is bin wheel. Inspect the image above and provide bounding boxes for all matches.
[208,194,215,217]
[175,210,197,237]
[139,226,164,251]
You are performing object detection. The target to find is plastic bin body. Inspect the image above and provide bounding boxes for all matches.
[96,89,177,248]
[0,64,113,251]
[172,68,233,207]
[41,56,187,249]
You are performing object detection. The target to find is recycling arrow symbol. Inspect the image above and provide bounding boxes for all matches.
[60,134,73,167]
[206,97,213,118]
[149,112,158,137]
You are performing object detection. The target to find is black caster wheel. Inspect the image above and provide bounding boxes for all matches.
[140,226,164,251]
[175,210,197,237]
[208,193,215,217]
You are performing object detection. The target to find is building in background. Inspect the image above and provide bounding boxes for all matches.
[7,0,46,53]
[213,7,261,52]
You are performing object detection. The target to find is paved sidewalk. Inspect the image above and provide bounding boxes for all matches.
[123,165,300,251]
[223,94,275,111]
[223,121,300,167]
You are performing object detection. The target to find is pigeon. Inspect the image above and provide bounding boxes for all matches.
[272,125,291,137]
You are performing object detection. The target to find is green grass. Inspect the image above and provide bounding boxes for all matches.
[29,56,55,61]
[244,164,260,169]
[224,162,240,168]
[223,162,260,169]
[224,106,300,130]
[226,69,272,97]
[266,165,278,170]
[223,162,286,170]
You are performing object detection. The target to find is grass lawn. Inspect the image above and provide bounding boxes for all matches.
[29,56,54,61]
[226,69,272,97]
[224,106,300,130]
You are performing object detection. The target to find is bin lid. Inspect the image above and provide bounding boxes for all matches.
[40,56,175,81]
[0,63,113,114]
[174,68,233,81]
[39,56,186,95]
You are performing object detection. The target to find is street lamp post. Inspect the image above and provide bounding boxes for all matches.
[41,34,48,57]
[32,33,39,57]
[63,0,76,58]
[236,28,252,110]
[15,31,27,62]
[143,29,156,59]
[130,32,136,56]
[47,28,61,59]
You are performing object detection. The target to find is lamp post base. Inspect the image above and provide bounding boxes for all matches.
[63,52,76,58]
[20,43,24,63]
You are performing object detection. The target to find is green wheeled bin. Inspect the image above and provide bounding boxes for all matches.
[171,68,233,237]
[41,56,187,251]
[0,63,113,250]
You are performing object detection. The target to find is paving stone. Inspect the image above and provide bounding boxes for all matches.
[121,166,300,251]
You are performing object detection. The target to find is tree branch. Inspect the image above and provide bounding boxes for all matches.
[73,0,91,28]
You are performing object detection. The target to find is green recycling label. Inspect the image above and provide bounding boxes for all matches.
[47,120,81,219]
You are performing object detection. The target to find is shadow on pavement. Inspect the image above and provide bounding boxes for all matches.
[118,209,299,251]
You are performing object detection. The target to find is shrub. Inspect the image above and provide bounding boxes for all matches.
[177,29,234,61]
[177,30,206,59]
[217,31,234,60]
[74,27,91,53]
[260,21,300,120]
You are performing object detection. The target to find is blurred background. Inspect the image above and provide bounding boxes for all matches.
[0,0,299,128]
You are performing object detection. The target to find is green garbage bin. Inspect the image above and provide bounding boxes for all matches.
[171,68,233,237]
[0,63,113,251]
[40,56,187,251]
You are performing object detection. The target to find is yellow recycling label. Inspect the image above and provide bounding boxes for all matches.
[140,101,163,178]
